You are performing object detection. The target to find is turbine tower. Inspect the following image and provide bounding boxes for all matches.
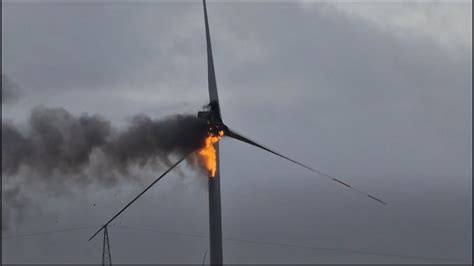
[89,1,385,265]
[202,0,223,263]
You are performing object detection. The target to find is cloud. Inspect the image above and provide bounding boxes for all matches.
[302,1,472,50]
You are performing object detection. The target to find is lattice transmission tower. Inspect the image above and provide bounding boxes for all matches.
[102,225,112,266]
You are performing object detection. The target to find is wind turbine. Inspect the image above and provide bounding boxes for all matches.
[89,1,385,265]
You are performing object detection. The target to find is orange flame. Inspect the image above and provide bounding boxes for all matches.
[198,130,224,177]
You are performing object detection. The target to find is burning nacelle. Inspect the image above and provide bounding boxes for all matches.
[197,101,229,177]
[197,100,229,136]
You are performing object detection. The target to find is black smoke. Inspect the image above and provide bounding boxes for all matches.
[2,186,31,232]
[2,106,209,180]
[2,74,19,104]
[2,106,210,231]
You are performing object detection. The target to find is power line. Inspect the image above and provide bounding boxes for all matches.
[222,236,470,264]
[114,224,207,240]
[3,224,469,264]
[112,225,470,264]
[1,225,100,239]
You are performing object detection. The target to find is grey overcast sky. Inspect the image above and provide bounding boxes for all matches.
[2,0,472,264]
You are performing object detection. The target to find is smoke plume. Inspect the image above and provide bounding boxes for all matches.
[2,105,210,231]
[2,106,209,180]
[2,186,31,232]
[2,74,20,104]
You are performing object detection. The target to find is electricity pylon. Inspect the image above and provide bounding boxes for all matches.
[102,225,112,266]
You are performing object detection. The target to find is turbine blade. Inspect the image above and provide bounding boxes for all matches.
[226,128,386,205]
[202,0,222,120]
[88,151,194,241]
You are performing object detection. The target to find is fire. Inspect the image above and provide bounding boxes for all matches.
[198,130,224,177]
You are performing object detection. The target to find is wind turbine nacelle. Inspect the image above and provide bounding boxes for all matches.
[197,110,228,135]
